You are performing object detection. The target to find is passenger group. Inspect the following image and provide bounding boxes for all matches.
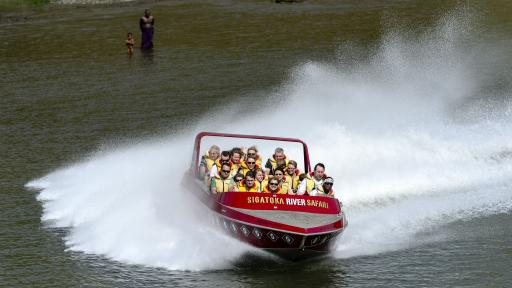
[199,145,335,198]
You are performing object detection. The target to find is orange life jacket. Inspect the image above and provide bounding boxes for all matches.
[239,161,261,176]
[214,159,237,175]
[262,184,286,194]
[266,154,289,174]
[237,180,259,192]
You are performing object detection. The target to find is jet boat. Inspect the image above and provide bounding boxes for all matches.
[183,132,347,260]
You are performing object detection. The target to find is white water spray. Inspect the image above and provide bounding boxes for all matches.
[28,138,263,270]
[27,12,512,269]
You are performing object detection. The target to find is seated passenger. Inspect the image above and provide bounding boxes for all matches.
[237,171,259,192]
[210,163,236,194]
[255,168,268,192]
[210,151,236,178]
[311,177,335,197]
[233,173,244,187]
[264,147,288,175]
[272,167,292,194]
[298,173,307,184]
[199,145,220,179]
[284,160,301,193]
[239,156,260,176]
[245,146,262,166]
[263,177,287,194]
[231,147,244,174]
[297,163,327,195]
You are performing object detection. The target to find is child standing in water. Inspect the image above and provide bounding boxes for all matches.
[125,32,135,55]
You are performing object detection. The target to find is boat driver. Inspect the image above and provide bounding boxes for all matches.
[296,163,326,195]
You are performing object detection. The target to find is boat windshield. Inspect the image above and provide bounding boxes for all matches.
[192,132,311,175]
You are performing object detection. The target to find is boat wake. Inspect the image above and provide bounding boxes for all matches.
[27,11,512,269]
[27,138,267,270]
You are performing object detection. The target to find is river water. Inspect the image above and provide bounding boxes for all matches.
[2,0,512,287]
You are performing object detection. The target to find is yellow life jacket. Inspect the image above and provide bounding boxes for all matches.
[256,178,268,192]
[285,170,301,192]
[262,184,286,194]
[238,161,261,176]
[214,158,221,168]
[202,153,217,185]
[231,160,242,176]
[275,175,290,193]
[237,180,259,192]
[315,189,335,197]
[253,155,263,166]
[214,159,237,176]
[266,155,289,173]
[202,153,216,172]
[210,174,233,193]
[305,173,324,194]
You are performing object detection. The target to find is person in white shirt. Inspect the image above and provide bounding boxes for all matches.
[297,163,326,195]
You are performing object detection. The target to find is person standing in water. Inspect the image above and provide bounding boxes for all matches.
[125,32,135,55]
[139,9,155,50]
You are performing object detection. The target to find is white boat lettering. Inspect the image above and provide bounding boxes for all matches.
[286,198,306,206]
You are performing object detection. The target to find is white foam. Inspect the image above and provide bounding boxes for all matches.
[28,138,263,270]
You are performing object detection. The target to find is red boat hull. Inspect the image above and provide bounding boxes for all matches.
[184,172,347,260]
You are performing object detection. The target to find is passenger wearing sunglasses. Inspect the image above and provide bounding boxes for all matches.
[263,177,286,194]
[272,167,293,194]
[210,163,236,194]
[210,150,233,178]
[234,173,244,184]
[238,157,261,176]
[237,171,260,192]
[245,146,262,166]
[311,177,335,197]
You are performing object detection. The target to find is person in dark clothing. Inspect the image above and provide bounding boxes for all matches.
[139,9,155,50]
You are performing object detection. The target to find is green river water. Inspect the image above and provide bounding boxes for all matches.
[2,1,512,287]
